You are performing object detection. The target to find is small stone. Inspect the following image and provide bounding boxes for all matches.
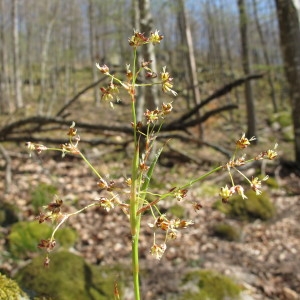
[282,287,299,300]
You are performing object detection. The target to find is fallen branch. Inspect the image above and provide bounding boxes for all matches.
[168,73,264,126]
[56,76,109,117]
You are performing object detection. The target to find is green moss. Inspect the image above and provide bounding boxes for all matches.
[8,222,77,258]
[276,112,292,127]
[0,273,29,299]
[212,223,240,241]
[15,251,118,300]
[282,126,294,142]
[261,176,279,189]
[180,270,242,300]
[31,183,58,214]
[269,111,292,128]
[55,227,78,249]
[8,222,52,258]
[213,190,275,221]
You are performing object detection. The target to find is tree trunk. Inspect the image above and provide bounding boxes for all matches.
[275,0,300,163]
[177,0,202,138]
[252,0,278,112]
[238,0,256,139]
[0,0,11,113]
[88,0,100,105]
[132,0,159,122]
[12,0,23,109]
[38,1,58,115]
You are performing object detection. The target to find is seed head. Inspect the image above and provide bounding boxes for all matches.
[219,185,233,202]
[149,30,164,45]
[128,30,148,47]
[96,63,109,74]
[236,133,256,149]
[161,67,177,96]
[250,176,268,195]
[150,243,166,260]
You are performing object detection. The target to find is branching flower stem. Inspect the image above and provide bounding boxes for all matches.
[130,47,142,300]
[26,30,278,300]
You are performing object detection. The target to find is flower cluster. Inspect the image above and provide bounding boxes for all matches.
[100,82,119,102]
[36,197,65,267]
[25,142,47,155]
[149,214,193,259]
[161,66,177,96]
[37,239,56,267]
[144,102,173,124]
[36,196,64,224]
[219,134,278,203]
[26,123,82,158]
[128,30,163,47]
[96,30,177,106]
[236,133,256,149]
[95,196,115,212]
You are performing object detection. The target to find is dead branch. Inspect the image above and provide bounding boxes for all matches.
[164,104,238,131]
[168,73,264,126]
[56,76,108,117]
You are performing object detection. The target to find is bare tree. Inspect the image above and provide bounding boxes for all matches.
[238,0,257,138]
[88,0,100,105]
[177,0,202,137]
[38,1,59,115]
[132,0,159,122]
[0,0,11,113]
[275,0,300,163]
[12,0,23,109]
[252,0,278,112]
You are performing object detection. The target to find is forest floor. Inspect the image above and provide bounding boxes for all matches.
[1,137,300,300]
[1,92,300,299]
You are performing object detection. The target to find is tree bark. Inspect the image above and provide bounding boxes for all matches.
[275,0,300,163]
[177,0,202,137]
[12,0,23,109]
[38,1,58,115]
[88,0,100,105]
[252,0,278,112]
[0,0,10,113]
[132,0,159,121]
[238,0,256,139]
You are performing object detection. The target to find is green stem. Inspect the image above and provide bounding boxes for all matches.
[179,165,224,190]
[79,151,104,180]
[130,47,141,300]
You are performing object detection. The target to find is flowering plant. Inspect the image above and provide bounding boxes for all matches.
[26,30,277,300]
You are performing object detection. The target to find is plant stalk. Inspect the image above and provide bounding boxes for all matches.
[130,47,141,300]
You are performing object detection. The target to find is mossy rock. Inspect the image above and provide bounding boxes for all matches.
[14,251,118,300]
[8,222,77,258]
[0,201,19,226]
[55,227,78,249]
[275,111,292,128]
[282,126,294,142]
[31,183,58,214]
[269,111,292,128]
[262,176,279,189]
[212,223,240,241]
[8,222,52,258]
[213,190,275,221]
[0,273,29,299]
[180,270,242,300]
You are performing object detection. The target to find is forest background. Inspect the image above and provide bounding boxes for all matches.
[0,0,300,300]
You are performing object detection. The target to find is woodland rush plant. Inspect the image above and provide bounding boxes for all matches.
[26,30,278,300]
